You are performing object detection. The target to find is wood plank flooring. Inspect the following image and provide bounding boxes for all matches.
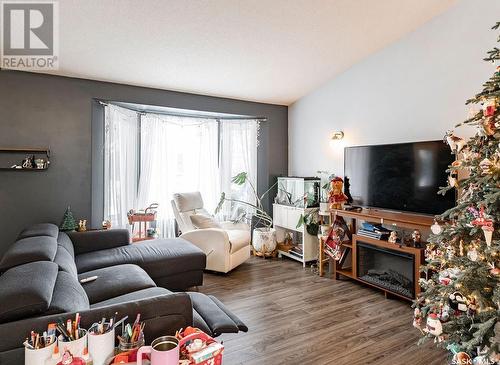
[200,256,448,365]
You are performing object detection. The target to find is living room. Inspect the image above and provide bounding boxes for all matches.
[0,0,499,364]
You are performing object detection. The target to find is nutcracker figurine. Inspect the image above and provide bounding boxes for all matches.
[328,177,348,210]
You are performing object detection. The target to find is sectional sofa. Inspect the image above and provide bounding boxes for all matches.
[0,224,247,364]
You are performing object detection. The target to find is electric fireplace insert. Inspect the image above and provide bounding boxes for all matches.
[356,241,415,299]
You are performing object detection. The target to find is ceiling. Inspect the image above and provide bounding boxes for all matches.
[39,0,455,105]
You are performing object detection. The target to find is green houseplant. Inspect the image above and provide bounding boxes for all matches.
[216,172,278,255]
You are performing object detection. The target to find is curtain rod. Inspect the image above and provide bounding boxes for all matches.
[98,100,267,121]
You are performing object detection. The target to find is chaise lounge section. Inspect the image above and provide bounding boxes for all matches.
[0,224,247,364]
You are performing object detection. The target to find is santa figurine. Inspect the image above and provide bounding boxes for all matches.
[328,177,348,210]
[424,313,444,343]
[57,350,85,365]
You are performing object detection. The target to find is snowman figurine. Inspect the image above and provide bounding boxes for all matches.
[424,313,444,343]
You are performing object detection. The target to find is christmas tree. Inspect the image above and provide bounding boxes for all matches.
[413,22,500,364]
[60,206,78,231]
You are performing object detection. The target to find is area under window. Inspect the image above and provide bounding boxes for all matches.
[103,103,260,237]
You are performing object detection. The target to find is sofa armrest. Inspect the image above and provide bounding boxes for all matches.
[0,292,192,354]
[68,229,130,255]
[219,221,250,231]
[180,229,230,271]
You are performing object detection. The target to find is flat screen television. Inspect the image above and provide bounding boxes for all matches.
[344,140,455,215]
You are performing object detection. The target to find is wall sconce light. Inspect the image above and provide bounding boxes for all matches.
[330,131,344,141]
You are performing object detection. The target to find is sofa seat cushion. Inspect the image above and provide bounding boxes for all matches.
[75,239,206,281]
[0,236,58,272]
[227,230,250,253]
[54,246,78,278]
[57,232,75,258]
[90,287,172,308]
[47,271,89,314]
[17,223,59,240]
[78,264,156,304]
[0,261,58,323]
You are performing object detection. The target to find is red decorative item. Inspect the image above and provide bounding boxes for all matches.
[177,327,224,365]
[328,177,348,210]
[471,206,494,228]
[484,104,496,116]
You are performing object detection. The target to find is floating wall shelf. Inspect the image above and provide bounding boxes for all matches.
[0,147,51,171]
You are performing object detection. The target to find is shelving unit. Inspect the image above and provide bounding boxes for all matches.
[319,208,431,300]
[274,204,319,267]
[0,147,51,171]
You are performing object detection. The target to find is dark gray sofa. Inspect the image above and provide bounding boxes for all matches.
[0,224,247,364]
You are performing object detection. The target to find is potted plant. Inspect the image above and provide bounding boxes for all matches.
[216,172,278,256]
[296,208,320,236]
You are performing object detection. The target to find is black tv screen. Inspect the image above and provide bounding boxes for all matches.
[344,141,455,215]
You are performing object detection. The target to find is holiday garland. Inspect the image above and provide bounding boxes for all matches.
[413,22,500,364]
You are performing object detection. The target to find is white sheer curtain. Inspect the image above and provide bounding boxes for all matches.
[219,119,259,221]
[137,114,219,237]
[103,104,139,228]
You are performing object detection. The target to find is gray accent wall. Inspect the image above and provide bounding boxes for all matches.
[0,71,287,255]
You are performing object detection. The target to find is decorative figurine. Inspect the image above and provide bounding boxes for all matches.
[411,229,422,248]
[102,220,112,230]
[21,154,36,169]
[328,177,348,210]
[449,291,467,312]
[388,231,398,244]
[34,158,45,169]
[77,219,87,232]
[424,313,444,342]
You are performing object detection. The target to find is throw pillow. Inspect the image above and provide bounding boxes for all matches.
[190,214,222,229]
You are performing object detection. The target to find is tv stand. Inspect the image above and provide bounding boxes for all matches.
[318,208,432,300]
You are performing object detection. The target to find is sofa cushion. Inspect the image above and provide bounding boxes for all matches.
[0,236,58,271]
[68,229,130,255]
[190,214,222,229]
[54,246,78,278]
[75,238,206,281]
[0,261,58,323]
[17,223,59,240]
[47,271,89,314]
[227,230,251,253]
[57,232,75,258]
[78,264,156,304]
[90,287,172,308]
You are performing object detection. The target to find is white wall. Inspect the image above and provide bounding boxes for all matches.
[289,0,500,177]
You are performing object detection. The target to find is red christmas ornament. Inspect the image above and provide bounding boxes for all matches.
[484,105,496,116]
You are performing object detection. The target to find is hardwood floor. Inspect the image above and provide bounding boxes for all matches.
[200,256,448,365]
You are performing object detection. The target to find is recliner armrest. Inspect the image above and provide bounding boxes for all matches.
[68,229,130,255]
[180,229,230,253]
[219,221,250,231]
[180,229,230,272]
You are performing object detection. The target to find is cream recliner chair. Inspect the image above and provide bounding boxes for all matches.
[171,192,251,273]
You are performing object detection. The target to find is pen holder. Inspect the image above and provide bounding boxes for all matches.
[118,337,145,352]
[88,324,115,365]
[24,339,57,365]
[58,329,87,358]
